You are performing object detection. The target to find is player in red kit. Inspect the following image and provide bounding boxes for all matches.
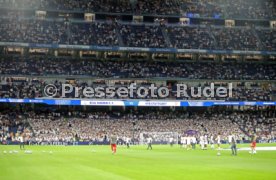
[110,135,117,154]
[250,134,257,154]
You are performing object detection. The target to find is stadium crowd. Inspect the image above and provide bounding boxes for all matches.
[0,19,68,44]
[256,28,276,51]
[0,0,133,13]
[0,17,276,51]
[0,111,30,144]
[223,0,276,19]
[0,77,273,101]
[120,24,167,48]
[1,110,275,144]
[0,58,276,80]
[70,22,119,46]
[167,26,215,49]
[232,111,276,142]
[0,0,275,19]
[0,0,275,151]
[179,0,222,18]
[134,0,179,15]
[212,27,261,51]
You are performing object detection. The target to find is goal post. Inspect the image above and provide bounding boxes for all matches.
[139,132,179,145]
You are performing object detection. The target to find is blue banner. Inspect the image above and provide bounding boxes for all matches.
[0,98,276,107]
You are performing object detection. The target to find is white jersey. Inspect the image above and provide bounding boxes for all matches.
[127,138,131,143]
[184,137,187,144]
[204,135,208,145]
[210,136,214,144]
[191,137,197,144]
[169,137,173,143]
[186,137,191,145]
[231,135,237,144]
[18,136,24,143]
[228,135,232,143]
[200,136,204,144]
[147,137,152,144]
[181,137,186,144]
[217,135,221,144]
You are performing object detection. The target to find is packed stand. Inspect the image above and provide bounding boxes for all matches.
[0,0,133,13]
[40,0,132,13]
[231,111,276,142]
[0,0,276,19]
[230,84,273,101]
[212,27,260,51]
[1,110,275,144]
[179,0,223,18]
[223,0,276,19]
[0,0,41,9]
[0,78,44,99]
[256,28,276,51]
[70,22,118,46]
[0,58,276,80]
[0,19,68,44]
[0,77,274,101]
[134,0,180,15]
[166,26,215,49]
[0,16,275,51]
[0,111,32,144]
[120,24,167,48]
[172,82,273,101]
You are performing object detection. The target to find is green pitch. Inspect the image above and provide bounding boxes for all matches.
[1,144,276,180]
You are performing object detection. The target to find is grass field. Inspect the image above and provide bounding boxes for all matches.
[1,144,276,180]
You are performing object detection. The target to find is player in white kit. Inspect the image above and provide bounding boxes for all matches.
[186,136,191,150]
[199,135,204,150]
[210,135,215,150]
[191,136,197,150]
[169,137,174,147]
[216,133,221,156]
[204,135,208,150]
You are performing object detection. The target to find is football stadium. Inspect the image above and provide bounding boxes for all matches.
[0,0,276,179]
